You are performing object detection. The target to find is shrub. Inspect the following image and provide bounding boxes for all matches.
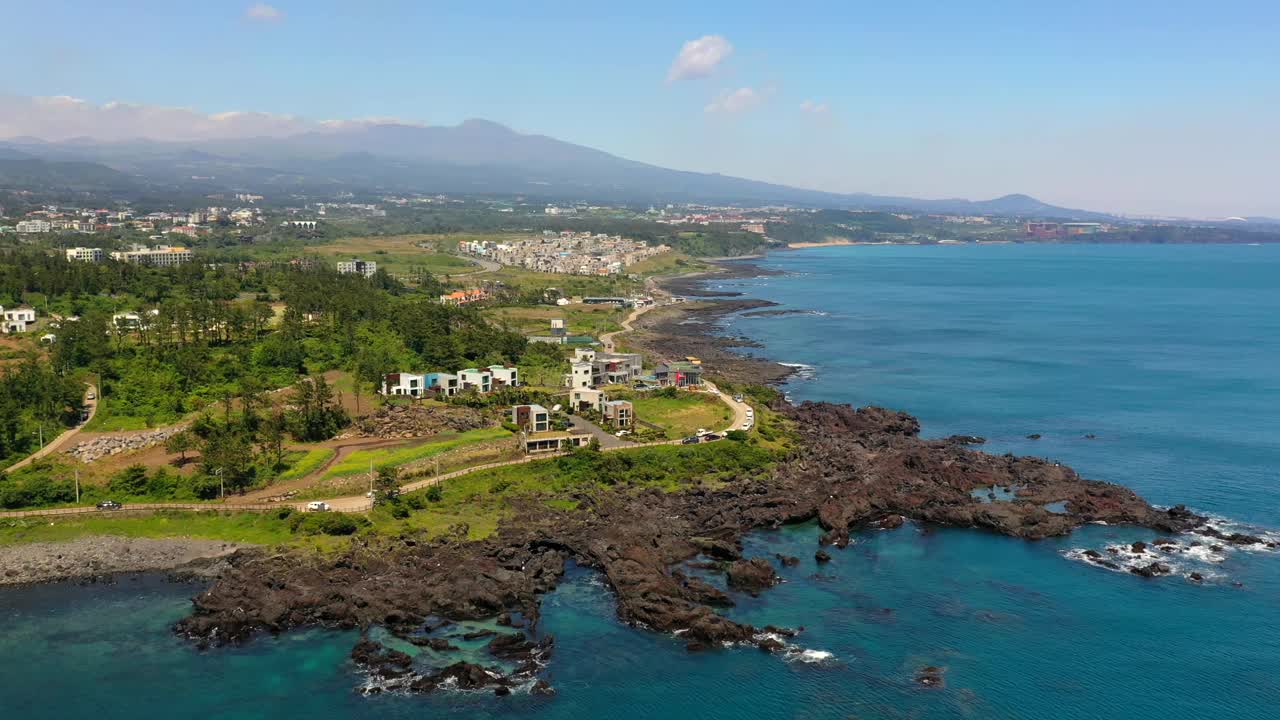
[423,485,443,503]
[726,430,749,442]
[289,512,369,536]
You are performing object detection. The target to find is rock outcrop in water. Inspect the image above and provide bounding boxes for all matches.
[175,401,1213,691]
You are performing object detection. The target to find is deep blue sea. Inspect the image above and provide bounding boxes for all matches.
[3,244,1278,719]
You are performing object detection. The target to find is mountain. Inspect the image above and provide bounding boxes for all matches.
[0,157,136,190]
[0,121,1114,219]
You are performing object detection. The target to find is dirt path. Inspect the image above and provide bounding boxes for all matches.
[6,384,97,472]
[237,437,414,501]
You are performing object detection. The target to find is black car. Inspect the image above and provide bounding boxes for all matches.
[681,436,701,445]
[96,500,123,511]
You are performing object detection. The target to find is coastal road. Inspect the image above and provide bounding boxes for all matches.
[6,384,98,472]
[704,380,752,434]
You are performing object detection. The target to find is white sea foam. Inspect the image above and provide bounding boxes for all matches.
[786,648,836,664]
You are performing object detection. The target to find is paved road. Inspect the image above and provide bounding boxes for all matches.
[6,384,97,472]
[567,415,635,449]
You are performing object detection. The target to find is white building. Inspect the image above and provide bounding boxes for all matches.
[65,247,105,263]
[565,361,593,390]
[1,306,37,334]
[110,244,193,267]
[16,220,51,233]
[458,368,493,393]
[487,365,520,388]
[337,258,377,278]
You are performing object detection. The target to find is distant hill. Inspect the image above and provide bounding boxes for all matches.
[0,157,135,191]
[1,121,1112,219]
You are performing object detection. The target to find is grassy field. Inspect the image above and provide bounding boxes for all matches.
[0,510,297,546]
[275,447,337,482]
[308,234,480,276]
[487,303,626,337]
[369,439,777,540]
[323,427,513,479]
[631,392,732,439]
[82,398,169,432]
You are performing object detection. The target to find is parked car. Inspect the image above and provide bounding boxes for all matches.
[681,436,702,445]
[86,390,96,400]
[615,429,632,437]
[695,428,709,437]
[733,394,744,403]
[703,433,723,442]
[306,501,331,512]
[95,500,122,510]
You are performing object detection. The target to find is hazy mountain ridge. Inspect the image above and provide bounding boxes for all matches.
[1,120,1114,219]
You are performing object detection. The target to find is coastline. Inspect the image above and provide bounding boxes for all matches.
[0,536,250,586]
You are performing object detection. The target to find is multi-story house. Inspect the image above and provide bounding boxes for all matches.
[65,247,105,263]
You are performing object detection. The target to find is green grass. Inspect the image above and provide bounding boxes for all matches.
[0,510,297,546]
[82,399,163,432]
[368,440,777,541]
[631,393,732,439]
[323,427,512,479]
[275,447,337,482]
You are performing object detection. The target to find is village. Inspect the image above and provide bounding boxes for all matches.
[458,231,669,276]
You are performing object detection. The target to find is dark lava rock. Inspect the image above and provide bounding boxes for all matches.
[1026,434,1042,440]
[945,435,986,445]
[727,558,780,594]
[1188,572,1204,583]
[462,629,497,641]
[494,686,511,696]
[756,636,786,652]
[814,549,832,564]
[1131,541,1148,554]
[775,554,801,567]
[174,400,1217,685]
[406,636,457,651]
[351,640,413,679]
[1083,434,1097,440]
[531,679,556,695]
[1083,549,1103,559]
[696,538,742,561]
[915,666,946,688]
[1130,562,1172,578]
[488,632,536,660]
[874,515,906,530]
[409,662,506,693]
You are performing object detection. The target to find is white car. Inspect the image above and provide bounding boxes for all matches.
[306,501,330,512]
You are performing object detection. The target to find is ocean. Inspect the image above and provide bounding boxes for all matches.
[3,243,1277,719]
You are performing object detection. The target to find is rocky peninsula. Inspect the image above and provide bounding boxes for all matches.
[169,261,1273,695]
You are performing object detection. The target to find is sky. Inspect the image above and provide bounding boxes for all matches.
[2,0,1279,218]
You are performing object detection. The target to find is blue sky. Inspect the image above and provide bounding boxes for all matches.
[2,0,1278,217]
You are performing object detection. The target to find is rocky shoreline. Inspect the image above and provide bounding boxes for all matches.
[0,536,247,586]
[20,257,1273,698]
[168,258,1273,696]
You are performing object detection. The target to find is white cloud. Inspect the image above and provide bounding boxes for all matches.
[0,95,422,142]
[667,35,733,83]
[245,3,284,22]
[800,100,830,115]
[704,87,766,114]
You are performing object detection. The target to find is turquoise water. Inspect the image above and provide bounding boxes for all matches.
[3,244,1278,718]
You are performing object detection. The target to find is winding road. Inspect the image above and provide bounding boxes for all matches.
[2,292,755,520]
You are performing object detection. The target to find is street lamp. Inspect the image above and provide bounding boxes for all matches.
[215,467,224,499]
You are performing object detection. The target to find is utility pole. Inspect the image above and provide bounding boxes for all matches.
[434,456,439,480]
[216,468,224,499]
[75,469,80,504]
[368,459,374,496]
